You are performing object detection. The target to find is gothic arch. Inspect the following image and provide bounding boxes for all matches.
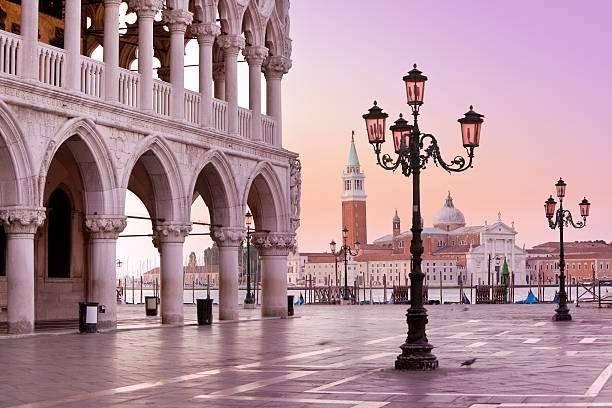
[187,149,241,228]
[39,117,118,215]
[218,0,248,36]
[243,161,289,232]
[121,135,187,223]
[242,2,271,47]
[0,99,34,207]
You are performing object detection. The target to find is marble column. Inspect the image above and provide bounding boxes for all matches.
[104,0,122,101]
[20,0,39,80]
[263,56,292,146]
[213,63,225,100]
[212,227,245,320]
[84,216,127,329]
[64,0,82,91]
[244,46,268,141]
[155,223,191,325]
[0,208,45,334]
[253,232,295,318]
[217,35,244,135]
[163,9,193,121]
[191,23,220,128]
[129,0,163,112]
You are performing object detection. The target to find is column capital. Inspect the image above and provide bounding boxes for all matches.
[129,0,163,17]
[244,46,269,67]
[264,55,292,79]
[103,0,122,5]
[211,227,246,248]
[191,23,221,45]
[85,216,127,239]
[162,9,193,32]
[0,207,46,235]
[252,231,296,256]
[217,34,245,55]
[154,223,192,244]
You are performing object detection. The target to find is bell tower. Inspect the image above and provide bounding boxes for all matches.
[342,132,367,247]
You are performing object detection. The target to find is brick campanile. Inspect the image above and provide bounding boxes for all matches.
[341,132,367,247]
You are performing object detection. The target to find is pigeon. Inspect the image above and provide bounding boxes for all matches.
[316,340,332,346]
[461,358,477,367]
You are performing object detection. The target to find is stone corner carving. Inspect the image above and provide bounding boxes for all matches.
[289,158,301,233]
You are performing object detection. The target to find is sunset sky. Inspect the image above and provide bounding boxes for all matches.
[117,0,612,274]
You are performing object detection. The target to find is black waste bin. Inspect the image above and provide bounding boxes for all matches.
[78,302,99,333]
[145,296,158,316]
[287,295,295,317]
[197,298,213,325]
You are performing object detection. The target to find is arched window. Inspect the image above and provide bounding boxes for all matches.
[0,225,5,277]
[47,189,72,278]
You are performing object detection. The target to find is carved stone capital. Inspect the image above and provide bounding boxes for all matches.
[129,0,163,17]
[264,55,292,79]
[154,223,192,244]
[211,227,246,248]
[252,231,296,256]
[217,34,245,55]
[191,23,221,45]
[0,207,46,235]
[85,216,127,240]
[162,9,193,32]
[244,46,269,67]
[104,0,123,6]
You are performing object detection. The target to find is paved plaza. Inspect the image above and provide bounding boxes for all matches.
[1,304,612,407]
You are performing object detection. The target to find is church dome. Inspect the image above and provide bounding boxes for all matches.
[434,192,466,230]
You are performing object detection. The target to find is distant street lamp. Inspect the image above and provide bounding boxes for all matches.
[244,211,255,306]
[362,64,484,371]
[544,178,591,321]
[330,227,360,301]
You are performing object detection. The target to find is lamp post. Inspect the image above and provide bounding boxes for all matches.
[362,64,484,371]
[544,178,591,321]
[244,211,255,306]
[330,227,360,302]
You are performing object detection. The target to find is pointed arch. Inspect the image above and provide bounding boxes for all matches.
[0,99,34,207]
[39,117,118,214]
[121,135,187,223]
[217,0,248,35]
[243,161,289,232]
[242,2,270,47]
[187,149,241,228]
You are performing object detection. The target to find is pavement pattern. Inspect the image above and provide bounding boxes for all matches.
[1,304,612,407]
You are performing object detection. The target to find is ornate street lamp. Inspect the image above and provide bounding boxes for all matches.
[362,64,484,371]
[330,240,340,289]
[244,211,255,306]
[330,227,360,302]
[544,178,590,321]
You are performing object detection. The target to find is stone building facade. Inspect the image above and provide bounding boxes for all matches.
[0,0,298,333]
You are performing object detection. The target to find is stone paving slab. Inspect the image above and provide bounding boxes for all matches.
[1,304,612,407]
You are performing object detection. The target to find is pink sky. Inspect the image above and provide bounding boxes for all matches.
[282,0,612,252]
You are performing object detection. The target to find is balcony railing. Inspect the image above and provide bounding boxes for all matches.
[0,30,279,147]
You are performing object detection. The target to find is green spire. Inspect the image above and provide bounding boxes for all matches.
[347,131,360,167]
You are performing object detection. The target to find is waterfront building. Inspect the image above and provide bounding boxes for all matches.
[0,0,298,333]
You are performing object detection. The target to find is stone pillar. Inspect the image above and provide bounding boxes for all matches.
[253,232,295,318]
[217,35,244,135]
[192,23,220,127]
[0,208,45,334]
[244,46,268,141]
[20,0,39,80]
[212,227,245,320]
[154,223,191,325]
[129,0,162,112]
[213,63,225,100]
[84,216,126,329]
[64,0,82,91]
[104,0,122,101]
[163,9,193,121]
[263,56,292,146]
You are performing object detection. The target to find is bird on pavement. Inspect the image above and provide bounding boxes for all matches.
[461,358,477,367]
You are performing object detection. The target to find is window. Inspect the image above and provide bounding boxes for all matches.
[47,189,72,278]
[0,226,5,277]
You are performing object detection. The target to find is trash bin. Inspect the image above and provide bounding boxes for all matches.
[145,296,158,316]
[197,298,213,325]
[78,302,99,333]
[287,295,295,317]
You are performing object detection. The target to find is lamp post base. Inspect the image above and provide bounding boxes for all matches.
[553,308,572,321]
[395,342,438,370]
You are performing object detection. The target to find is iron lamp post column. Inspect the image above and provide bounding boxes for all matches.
[362,64,484,371]
[330,229,359,302]
[545,179,591,322]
